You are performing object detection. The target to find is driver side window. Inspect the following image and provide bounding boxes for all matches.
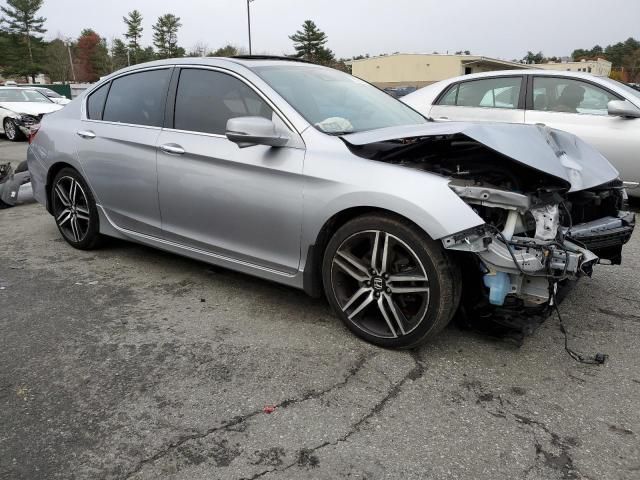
[532,77,620,115]
[174,69,273,135]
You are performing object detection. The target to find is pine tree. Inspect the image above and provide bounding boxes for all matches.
[123,9,143,63]
[289,20,334,66]
[111,38,129,70]
[152,14,182,59]
[0,0,47,82]
[44,38,72,83]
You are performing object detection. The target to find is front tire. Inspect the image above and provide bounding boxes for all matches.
[51,168,102,250]
[322,214,460,349]
[4,118,24,142]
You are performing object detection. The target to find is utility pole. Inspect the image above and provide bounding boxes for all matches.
[247,0,255,55]
[66,40,76,83]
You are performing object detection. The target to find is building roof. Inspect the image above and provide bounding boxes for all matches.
[350,53,535,70]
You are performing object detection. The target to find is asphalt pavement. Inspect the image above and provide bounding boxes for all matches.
[1,139,639,480]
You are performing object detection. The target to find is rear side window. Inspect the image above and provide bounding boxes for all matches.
[437,77,522,109]
[174,69,272,135]
[102,69,171,127]
[86,82,109,120]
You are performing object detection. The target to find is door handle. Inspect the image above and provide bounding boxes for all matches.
[438,116,449,120]
[76,130,96,139]
[159,144,185,155]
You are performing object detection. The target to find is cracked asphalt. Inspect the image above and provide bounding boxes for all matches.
[1,140,639,480]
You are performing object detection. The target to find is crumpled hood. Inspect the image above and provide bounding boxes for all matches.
[341,122,619,192]
[0,102,62,116]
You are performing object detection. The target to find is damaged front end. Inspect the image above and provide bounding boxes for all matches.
[342,122,635,333]
[443,180,634,307]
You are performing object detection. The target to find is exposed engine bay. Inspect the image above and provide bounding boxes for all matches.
[344,130,635,332]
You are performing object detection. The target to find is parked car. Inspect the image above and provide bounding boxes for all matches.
[27,57,634,348]
[402,70,640,196]
[383,86,417,98]
[19,86,71,105]
[0,87,63,141]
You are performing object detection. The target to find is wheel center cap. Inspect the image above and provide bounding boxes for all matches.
[372,276,385,291]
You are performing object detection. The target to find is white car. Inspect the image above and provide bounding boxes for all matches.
[0,87,63,141]
[402,70,640,196]
[25,87,72,105]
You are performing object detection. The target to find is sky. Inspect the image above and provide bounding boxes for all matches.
[38,0,640,60]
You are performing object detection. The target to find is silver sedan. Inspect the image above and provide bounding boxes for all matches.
[402,70,640,196]
[27,58,634,348]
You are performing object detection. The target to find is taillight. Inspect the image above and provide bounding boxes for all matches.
[28,124,40,144]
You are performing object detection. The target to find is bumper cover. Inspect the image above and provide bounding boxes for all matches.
[564,211,635,264]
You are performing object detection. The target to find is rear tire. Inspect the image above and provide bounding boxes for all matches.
[51,168,103,250]
[322,213,460,349]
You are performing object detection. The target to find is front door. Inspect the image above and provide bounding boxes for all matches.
[524,75,640,184]
[156,67,305,274]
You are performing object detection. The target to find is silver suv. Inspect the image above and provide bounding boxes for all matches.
[27,57,634,348]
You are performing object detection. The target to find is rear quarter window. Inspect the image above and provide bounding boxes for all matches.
[86,82,110,120]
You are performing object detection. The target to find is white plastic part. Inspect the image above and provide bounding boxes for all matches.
[502,210,519,241]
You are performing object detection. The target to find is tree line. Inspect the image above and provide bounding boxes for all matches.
[0,0,348,84]
[519,38,640,82]
[1,1,638,84]
[0,1,191,83]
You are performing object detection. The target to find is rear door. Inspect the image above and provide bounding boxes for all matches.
[156,67,305,274]
[524,75,640,183]
[430,76,526,123]
[78,67,172,236]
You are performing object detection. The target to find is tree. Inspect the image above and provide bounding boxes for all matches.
[572,45,604,61]
[0,0,47,82]
[74,29,110,82]
[623,48,640,82]
[152,13,183,59]
[138,46,157,63]
[289,20,334,65]
[123,9,143,62]
[188,41,209,57]
[211,44,243,57]
[111,38,129,70]
[44,38,72,83]
[522,51,545,64]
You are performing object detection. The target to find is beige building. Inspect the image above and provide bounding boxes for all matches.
[536,58,612,77]
[350,54,534,89]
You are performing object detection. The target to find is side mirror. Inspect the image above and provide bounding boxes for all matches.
[608,99,640,118]
[226,116,289,148]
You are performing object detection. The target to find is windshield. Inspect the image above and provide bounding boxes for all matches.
[0,88,52,103]
[252,64,427,134]
[40,88,63,98]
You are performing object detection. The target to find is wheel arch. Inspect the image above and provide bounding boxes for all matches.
[45,162,78,214]
[302,206,437,298]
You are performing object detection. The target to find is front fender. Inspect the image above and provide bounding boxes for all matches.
[301,139,484,247]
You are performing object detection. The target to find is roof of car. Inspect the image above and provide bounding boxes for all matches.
[105,56,316,72]
[143,56,324,72]
[436,69,609,81]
